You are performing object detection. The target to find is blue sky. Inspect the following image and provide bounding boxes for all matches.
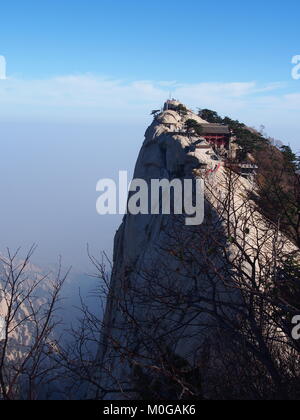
[1,0,300,135]
[1,0,299,83]
[0,0,299,269]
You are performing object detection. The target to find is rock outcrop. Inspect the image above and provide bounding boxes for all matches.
[95,102,298,400]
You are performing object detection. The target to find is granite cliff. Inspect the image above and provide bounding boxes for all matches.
[95,101,299,400]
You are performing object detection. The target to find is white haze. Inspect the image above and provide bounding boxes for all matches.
[0,74,299,272]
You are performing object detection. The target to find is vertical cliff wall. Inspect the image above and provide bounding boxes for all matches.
[95,103,297,400]
[93,104,228,398]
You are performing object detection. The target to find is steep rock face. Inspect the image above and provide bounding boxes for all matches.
[96,105,237,399]
[96,103,297,399]
[112,108,214,269]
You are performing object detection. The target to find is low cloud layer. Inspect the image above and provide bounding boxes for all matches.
[0,74,299,147]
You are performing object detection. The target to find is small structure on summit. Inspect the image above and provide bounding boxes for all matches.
[164,99,184,111]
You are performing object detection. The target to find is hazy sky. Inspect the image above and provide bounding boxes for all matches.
[0,0,299,270]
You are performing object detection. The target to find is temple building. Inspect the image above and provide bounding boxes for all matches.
[201,123,231,149]
[162,99,232,151]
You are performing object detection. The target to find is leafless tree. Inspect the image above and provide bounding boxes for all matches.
[65,167,300,401]
[254,146,300,248]
[0,246,69,400]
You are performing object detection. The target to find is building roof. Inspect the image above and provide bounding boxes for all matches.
[202,124,230,135]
